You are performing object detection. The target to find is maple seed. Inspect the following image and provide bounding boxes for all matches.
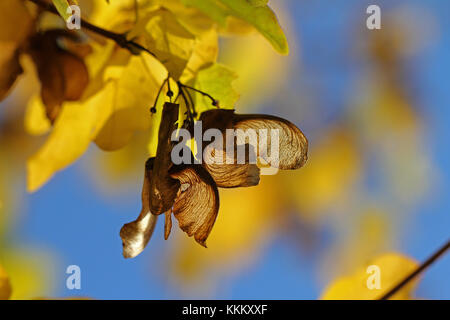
[28,30,89,123]
[149,103,181,214]
[121,104,309,258]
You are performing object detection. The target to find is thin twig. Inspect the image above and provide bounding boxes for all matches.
[183,86,197,117]
[30,0,216,118]
[166,77,173,102]
[178,86,194,124]
[28,0,155,57]
[179,83,218,107]
[379,239,450,300]
[150,78,168,114]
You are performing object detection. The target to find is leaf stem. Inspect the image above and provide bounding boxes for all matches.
[379,239,450,300]
[178,85,194,124]
[183,86,197,117]
[28,0,156,57]
[150,78,168,114]
[179,83,219,107]
[166,77,173,102]
[30,0,218,118]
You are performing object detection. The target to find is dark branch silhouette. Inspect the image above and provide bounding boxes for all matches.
[379,239,450,300]
[28,0,156,57]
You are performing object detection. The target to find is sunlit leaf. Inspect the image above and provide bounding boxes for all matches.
[27,82,116,192]
[219,32,291,110]
[94,55,167,151]
[180,28,219,81]
[321,253,419,300]
[24,95,52,136]
[181,0,289,54]
[1,249,55,300]
[128,7,196,79]
[190,64,239,112]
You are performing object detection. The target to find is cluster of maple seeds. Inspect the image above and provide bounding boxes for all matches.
[120,92,309,258]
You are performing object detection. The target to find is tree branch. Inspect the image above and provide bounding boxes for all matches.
[28,0,156,57]
[379,239,450,300]
[29,0,219,116]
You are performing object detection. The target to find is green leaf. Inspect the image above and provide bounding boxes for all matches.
[52,0,72,21]
[189,64,239,112]
[182,0,289,55]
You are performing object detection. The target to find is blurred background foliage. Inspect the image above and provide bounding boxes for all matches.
[0,0,449,299]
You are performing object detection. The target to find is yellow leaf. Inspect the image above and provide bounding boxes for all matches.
[321,253,419,300]
[154,0,215,35]
[86,0,140,34]
[24,95,51,136]
[180,28,219,81]
[1,249,55,300]
[219,32,290,110]
[27,82,116,192]
[128,7,196,80]
[0,264,12,300]
[94,55,167,151]
[25,42,131,190]
[181,0,231,27]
